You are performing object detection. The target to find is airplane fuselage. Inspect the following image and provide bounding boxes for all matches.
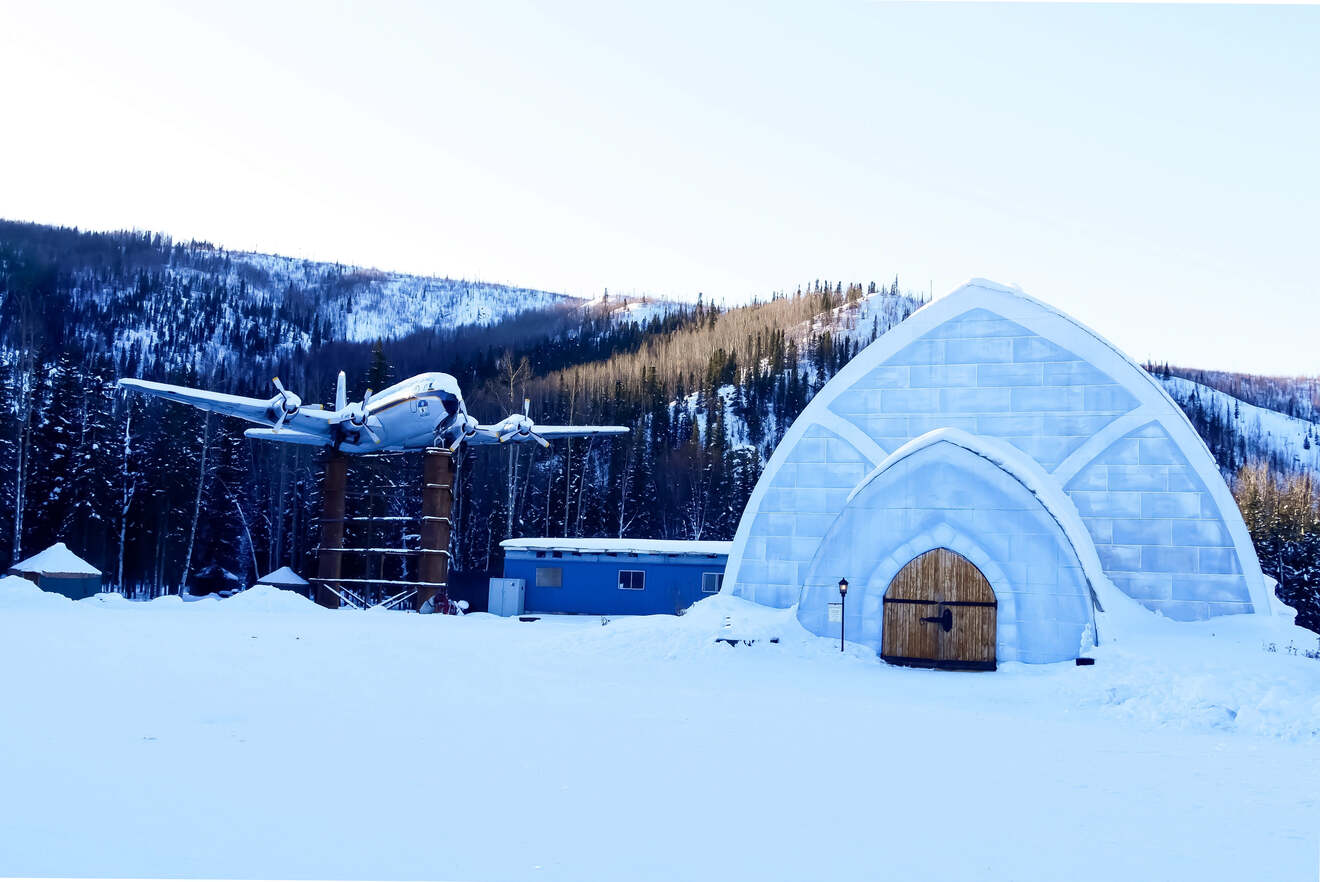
[333,371,466,453]
[118,369,627,454]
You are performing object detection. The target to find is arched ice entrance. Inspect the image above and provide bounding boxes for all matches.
[882,548,997,671]
[795,431,1102,665]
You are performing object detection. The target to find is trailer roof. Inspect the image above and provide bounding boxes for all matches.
[501,538,731,557]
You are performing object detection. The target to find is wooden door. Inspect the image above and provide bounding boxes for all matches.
[882,548,997,671]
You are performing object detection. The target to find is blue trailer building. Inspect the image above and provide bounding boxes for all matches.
[500,538,731,616]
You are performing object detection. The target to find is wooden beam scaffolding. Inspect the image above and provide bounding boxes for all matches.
[313,446,455,613]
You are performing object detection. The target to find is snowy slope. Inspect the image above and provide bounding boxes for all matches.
[1,578,1316,881]
[228,251,579,342]
[0,223,587,381]
[579,292,686,325]
[1162,375,1320,474]
[107,247,578,346]
[682,289,922,456]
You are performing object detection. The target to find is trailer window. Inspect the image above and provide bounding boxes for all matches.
[618,570,645,591]
[535,567,562,588]
[701,572,724,594]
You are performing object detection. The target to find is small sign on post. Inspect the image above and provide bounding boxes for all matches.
[827,602,843,623]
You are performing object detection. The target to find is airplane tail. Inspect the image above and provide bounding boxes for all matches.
[335,371,347,412]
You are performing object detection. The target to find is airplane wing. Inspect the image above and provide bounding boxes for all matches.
[468,422,629,445]
[118,378,335,439]
[119,378,279,424]
[527,426,630,438]
[244,428,331,447]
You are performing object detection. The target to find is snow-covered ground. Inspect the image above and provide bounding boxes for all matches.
[2,576,1318,881]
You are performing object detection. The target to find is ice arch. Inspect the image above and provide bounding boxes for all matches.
[798,431,1101,663]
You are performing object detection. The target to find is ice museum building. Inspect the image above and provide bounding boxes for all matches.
[723,280,1271,668]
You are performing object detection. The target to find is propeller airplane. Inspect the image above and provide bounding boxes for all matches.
[118,371,628,454]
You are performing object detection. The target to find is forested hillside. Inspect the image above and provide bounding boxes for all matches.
[0,220,922,600]
[4,221,1317,628]
[1155,371,1320,478]
[1164,364,1320,423]
[0,219,579,389]
[1152,366,1320,631]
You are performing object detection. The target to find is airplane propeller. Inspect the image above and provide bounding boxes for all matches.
[446,414,480,453]
[269,376,302,432]
[338,387,382,445]
[498,398,550,448]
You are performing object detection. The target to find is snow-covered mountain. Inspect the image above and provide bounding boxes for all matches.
[188,248,581,343]
[1165,368,1320,423]
[0,221,582,382]
[1161,375,1320,476]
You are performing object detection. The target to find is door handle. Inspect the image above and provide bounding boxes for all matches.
[920,607,953,632]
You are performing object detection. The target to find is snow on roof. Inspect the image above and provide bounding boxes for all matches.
[255,566,310,587]
[10,542,101,576]
[194,563,240,582]
[501,538,732,557]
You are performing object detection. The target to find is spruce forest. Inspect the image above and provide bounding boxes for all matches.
[0,221,921,605]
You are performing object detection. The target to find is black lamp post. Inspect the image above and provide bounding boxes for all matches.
[838,577,848,652]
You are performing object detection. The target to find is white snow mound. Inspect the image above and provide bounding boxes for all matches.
[222,584,318,613]
[571,594,846,662]
[80,591,135,607]
[0,575,72,609]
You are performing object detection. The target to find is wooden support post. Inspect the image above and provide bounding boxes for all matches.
[417,447,454,612]
[315,450,348,609]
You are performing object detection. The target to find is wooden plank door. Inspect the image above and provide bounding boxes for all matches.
[881,549,943,665]
[937,551,997,670]
[882,548,997,671]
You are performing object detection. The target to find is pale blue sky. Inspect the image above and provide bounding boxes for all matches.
[1,2,1316,373]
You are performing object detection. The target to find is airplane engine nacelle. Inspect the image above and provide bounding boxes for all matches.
[440,414,480,451]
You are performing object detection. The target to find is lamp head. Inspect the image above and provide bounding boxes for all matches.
[838,577,848,597]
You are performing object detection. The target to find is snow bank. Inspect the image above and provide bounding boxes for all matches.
[573,593,991,670]
[149,594,186,606]
[573,593,1320,742]
[569,594,810,660]
[1076,610,1320,740]
[222,584,319,613]
[80,591,135,608]
[4,572,1316,742]
[2,578,1318,880]
[0,575,72,610]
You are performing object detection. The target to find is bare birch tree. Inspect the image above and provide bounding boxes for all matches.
[179,412,212,592]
